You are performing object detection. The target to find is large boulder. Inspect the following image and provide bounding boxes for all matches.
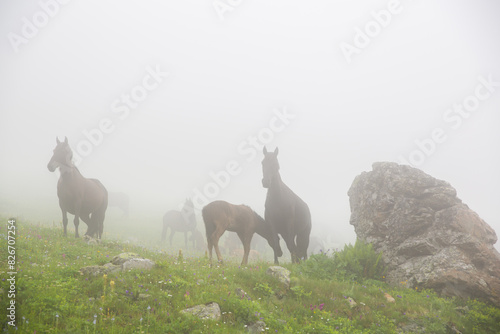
[348,162,500,306]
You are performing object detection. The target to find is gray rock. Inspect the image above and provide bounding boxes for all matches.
[246,320,266,333]
[111,252,142,265]
[81,253,155,275]
[346,296,357,308]
[180,302,221,320]
[102,263,121,273]
[348,162,500,307]
[266,266,291,289]
[122,258,155,271]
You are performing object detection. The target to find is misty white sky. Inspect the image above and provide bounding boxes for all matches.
[1,0,499,248]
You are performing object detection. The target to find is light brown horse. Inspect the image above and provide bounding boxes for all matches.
[47,137,108,239]
[202,200,282,265]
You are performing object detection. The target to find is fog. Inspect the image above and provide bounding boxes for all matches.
[1,0,499,251]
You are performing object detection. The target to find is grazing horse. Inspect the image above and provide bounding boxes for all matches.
[161,199,197,249]
[47,137,108,239]
[202,200,282,265]
[262,147,311,263]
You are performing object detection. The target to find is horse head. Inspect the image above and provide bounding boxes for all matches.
[261,146,280,188]
[47,137,73,172]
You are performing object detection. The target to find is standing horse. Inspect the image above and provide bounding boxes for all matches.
[262,147,311,263]
[202,200,282,265]
[161,199,197,249]
[47,137,108,239]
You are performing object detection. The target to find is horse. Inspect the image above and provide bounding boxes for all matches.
[47,137,108,239]
[262,146,311,264]
[161,199,197,249]
[201,200,282,265]
[108,192,130,217]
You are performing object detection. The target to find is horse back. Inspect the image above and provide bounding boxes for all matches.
[202,201,252,232]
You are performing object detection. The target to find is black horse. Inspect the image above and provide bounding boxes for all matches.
[262,147,311,263]
[161,199,197,249]
[47,137,108,239]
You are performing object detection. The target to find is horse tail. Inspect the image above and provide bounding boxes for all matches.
[96,180,108,239]
[89,179,108,239]
[201,205,214,239]
[296,201,312,260]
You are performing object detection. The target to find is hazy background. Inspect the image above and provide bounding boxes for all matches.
[1,0,499,251]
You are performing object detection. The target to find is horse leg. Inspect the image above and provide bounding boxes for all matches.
[73,215,80,238]
[207,237,213,262]
[81,214,93,237]
[237,232,253,266]
[296,231,310,261]
[283,234,299,263]
[272,235,282,265]
[210,225,226,264]
[62,210,68,237]
[90,210,105,240]
[184,231,188,249]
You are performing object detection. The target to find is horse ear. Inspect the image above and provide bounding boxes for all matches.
[64,137,68,144]
[56,137,60,144]
[274,147,279,156]
[263,146,268,155]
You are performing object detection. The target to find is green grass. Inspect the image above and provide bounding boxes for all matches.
[1,218,500,333]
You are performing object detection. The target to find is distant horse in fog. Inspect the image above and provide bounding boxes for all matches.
[262,147,311,263]
[202,200,282,265]
[47,137,108,239]
[108,192,130,217]
[161,199,197,249]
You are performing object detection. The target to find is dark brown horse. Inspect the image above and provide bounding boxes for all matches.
[161,199,197,249]
[47,137,108,239]
[202,200,282,265]
[262,147,311,263]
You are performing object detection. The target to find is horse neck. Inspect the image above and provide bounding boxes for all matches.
[59,164,82,181]
[267,172,285,197]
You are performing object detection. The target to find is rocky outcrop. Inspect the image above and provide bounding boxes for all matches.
[348,162,500,306]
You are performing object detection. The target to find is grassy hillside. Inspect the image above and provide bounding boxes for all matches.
[1,218,500,333]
